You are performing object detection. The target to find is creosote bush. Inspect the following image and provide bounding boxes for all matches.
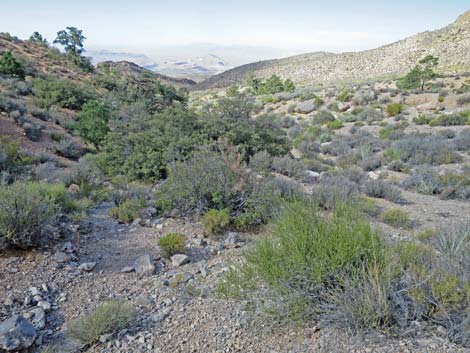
[67,301,135,346]
[158,233,186,258]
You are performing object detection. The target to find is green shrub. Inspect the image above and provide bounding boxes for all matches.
[32,78,95,110]
[413,114,432,125]
[381,208,411,228]
[156,148,237,217]
[219,201,385,322]
[74,100,111,147]
[0,51,25,79]
[386,103,403,117]
[201,209,230,234]
[429,112,469,126]
[0,182,59,248]
[109,198,145,223]
[315,110,336,124]
[158,233,186,258]
[336,89,353,102]
[67,301,135,346]
[326,119,343,129]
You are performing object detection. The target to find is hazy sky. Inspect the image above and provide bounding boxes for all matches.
[2,0,469,53]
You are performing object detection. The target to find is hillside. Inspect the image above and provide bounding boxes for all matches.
[196,11,470,89]
[0,33,193,166]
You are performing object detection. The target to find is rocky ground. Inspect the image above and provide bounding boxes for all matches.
[1,186,470,353]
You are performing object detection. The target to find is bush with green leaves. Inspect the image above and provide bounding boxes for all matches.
[201,209,230,234]
[0,182,59,249]
[336,89,353,102]
[218,201,386,323]
[314,110,336,124]
[32,78,95,110]
[73,100,112,147]
[67,301,135,346]
[0,51,25,79]
[272,155,303,177]
[246,73,296,95]
[381,208,411,228]
[109,198,146,223]
[429,112,470,126]
[386,103,403,117]
[158,233,186,258]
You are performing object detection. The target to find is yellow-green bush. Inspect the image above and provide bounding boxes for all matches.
[201,209,230,234]
[158,233,186,258]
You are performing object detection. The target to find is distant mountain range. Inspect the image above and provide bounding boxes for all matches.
[87,44,297,81]
[196,11,470,89]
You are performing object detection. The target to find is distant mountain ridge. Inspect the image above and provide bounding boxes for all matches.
[195,11,470,90]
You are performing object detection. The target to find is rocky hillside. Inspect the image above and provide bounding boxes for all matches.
[95,61,196,87]
[196,11,470,89]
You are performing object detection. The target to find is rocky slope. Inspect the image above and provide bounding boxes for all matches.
[196,11,470,89]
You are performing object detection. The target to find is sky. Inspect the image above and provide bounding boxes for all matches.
[2,0,469,54]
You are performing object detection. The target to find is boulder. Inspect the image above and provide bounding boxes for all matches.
[171,254,190,267]
[0,315,37,351]
[134,254,155,275]
[295,101,315,114]
[52,251,70,263]
[78,262,97,272]
[24,308,45,330]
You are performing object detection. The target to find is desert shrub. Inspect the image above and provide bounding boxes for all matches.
[357,107,384,123]
[363,180,403,203]
[55,139,85,159]
[401,170,442,195]
[456,94,470,106]
[319,265,398,333]
[32,78,95,110]
[74,100,112,147]
[23,122,42,142]
[314,175,359,210]
[439,129,457,139]
[272,155,303,177]
[386,103,403,117]
[67,301,135,346]
[336,89,353,102]
[439,173,470,201]
[0,95,27,116]
[156,148,237,217]
[389,134,460,165]
[455,129,470,151]
[413,114,433,125]
[29,107,51,121]
[0,182,59,248]
[431,221,469,271]
[248,150,272,174]
[326,119,343,129]
[352,89,377,105]
[201,209,230,234]
[158,233,186,258]
[381,208,411,228]
[361,156,381,171]
[109,198,145,223]
[315,110,336,124]
[218,201,385,323]
[429,113,469,126]
[0,51,25,79]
